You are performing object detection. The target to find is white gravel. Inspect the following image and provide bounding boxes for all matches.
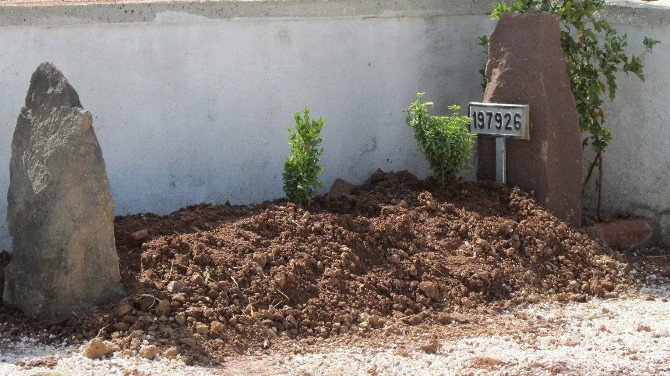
[0,338,204,376]
[288,286,670,375]
[2,285,670,375]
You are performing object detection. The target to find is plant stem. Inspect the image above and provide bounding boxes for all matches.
[583,155,598,196]
[596,152,603,220]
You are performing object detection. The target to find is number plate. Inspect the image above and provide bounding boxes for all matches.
[468,102,530,140]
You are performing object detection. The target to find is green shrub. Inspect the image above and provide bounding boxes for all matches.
[405,93,475,186]
[282,107,324,206]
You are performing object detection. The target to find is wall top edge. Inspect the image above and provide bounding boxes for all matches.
[0,0,494,28]
[604,0,670,28]
[0,0,668,29]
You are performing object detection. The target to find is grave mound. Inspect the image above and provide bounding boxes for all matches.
[0,171,630,364]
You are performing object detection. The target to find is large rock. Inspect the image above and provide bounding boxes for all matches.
[3,62,125,320]
[477,12,582,226]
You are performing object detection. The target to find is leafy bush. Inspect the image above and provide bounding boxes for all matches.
[483,0,659,216]
[405,93,475,186]
[282,107,325,206]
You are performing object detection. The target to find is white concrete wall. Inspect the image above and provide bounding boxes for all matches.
[0,0,495,251]
[2,0,668,251]
[584,1,670,244]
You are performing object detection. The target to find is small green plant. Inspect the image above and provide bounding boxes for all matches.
[282,107,324,206]
[482,0,659,217]
[405,93,475,186]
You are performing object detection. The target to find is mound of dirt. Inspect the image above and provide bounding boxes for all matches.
[0,170,631,364]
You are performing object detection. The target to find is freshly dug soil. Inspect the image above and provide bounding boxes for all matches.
[0,171,631,364]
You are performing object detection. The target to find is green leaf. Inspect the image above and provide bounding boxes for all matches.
[491,2,510,19]
[643,36,661,51]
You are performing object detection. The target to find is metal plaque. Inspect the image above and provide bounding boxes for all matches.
[468,102,530,140]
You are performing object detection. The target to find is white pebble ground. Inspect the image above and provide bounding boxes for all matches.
[1,285,669,375]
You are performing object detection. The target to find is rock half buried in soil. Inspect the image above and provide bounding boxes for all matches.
[82,338,112,359]
[3,62,125,320]
[327,178,355,199]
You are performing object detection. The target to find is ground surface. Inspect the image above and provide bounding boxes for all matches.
[0,170,665,375]
[1,285,669,375]
[1,171,630,364]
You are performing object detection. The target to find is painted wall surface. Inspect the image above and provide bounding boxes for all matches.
[0,12,494,251]
[1,0,668,251]
[583,20,670,245]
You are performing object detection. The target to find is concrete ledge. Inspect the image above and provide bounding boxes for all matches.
[0,0,493,27]
[1,0,668,29]
[604,0,670,28]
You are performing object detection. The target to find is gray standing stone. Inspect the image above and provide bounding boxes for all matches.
[3,62,125,320]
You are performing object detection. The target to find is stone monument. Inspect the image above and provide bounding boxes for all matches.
[3,62,125,320]
[477,12,583,226]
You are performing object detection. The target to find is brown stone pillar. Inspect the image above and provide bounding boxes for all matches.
[477,12,582,226]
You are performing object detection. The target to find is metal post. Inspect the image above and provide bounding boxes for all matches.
[495,137,506,184]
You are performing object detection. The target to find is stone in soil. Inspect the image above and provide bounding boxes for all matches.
[166,281,183,293]
[418,340,441,354]
[419,281,439,300]
[3,62,125,320]
[156,299,171,316]
[131,229,150,241]
[327,178,355,199]
[139,345,160,360]
[163,346,180,359]
[82,339,112,359]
